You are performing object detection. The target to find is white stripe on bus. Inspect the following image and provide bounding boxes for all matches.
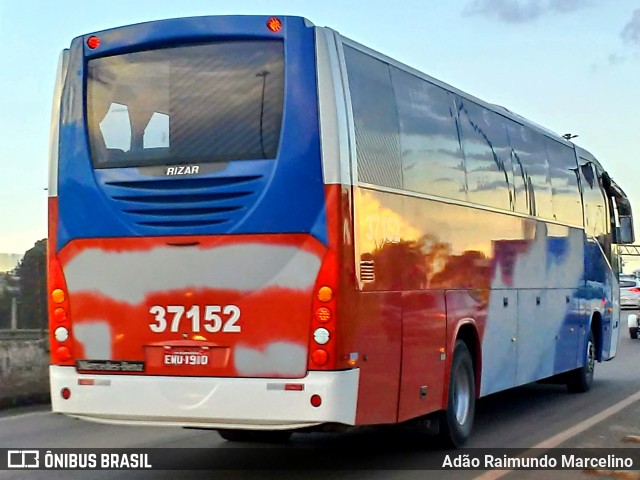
[63,243,321,304]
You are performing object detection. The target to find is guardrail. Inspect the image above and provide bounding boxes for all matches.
[619,245,640,256]
[0,329,48,341]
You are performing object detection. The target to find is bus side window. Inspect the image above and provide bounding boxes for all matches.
[579,160,610,252]
[504,118,532,216]
[456,98,513,210]
[545,139,582,226]
[390,67,466,201]
[506,123,553,219]
[344,46,402,189]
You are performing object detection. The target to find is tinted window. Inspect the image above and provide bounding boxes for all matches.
[545,139,582,225]
[506,123,553,219]
[580,160,609,239]
[457,98,513,210]
[504,119,533,215]
[344,47,402,189]
[391,68,466,200]
[87,41,284,168]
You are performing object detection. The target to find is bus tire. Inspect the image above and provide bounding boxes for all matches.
[439,340,475,448]
[217,429,292,443]
[566,330,595,393]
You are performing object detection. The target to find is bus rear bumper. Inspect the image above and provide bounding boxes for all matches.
[50,366,359,430]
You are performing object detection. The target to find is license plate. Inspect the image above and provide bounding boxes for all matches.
[163,349,210,366]
[145,345,230,370]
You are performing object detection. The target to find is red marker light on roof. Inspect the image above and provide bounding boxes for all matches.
[87,36,100,49]
[266,17,282,33]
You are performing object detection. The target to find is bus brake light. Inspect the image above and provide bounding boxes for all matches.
[53,307,67,323]
[56,346,71,361]
[316,307,331,323]
[311,349,328,366]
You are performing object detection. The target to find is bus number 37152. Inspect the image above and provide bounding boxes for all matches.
[148,305,241,334]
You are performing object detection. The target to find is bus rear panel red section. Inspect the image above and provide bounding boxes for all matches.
[55,234,324,378]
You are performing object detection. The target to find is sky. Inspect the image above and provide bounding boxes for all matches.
[1,0,639,268]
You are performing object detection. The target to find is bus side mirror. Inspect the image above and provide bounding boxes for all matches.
[618,216,635,244]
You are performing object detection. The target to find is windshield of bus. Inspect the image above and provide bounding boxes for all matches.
[86,40,284,168]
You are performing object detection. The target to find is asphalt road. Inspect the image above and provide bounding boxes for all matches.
[2,317,640,480]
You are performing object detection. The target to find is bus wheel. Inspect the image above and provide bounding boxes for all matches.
[218,429,292,443]
[566,330,595,393]
[439,340,475,448]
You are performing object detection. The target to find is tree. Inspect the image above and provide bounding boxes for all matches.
[14,239,47,329]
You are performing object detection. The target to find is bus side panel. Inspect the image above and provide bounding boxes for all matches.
[513,225,587,385]
[397,290,447,422]
[478,289,518,396]
[345,291,401,425]
[354,187,594,411]
[583,237,616,360]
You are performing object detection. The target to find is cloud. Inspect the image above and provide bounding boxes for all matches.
[464,0,593,23]
[590,53,628,73]
[548,0,592,13]
[607,53,626,65]
[622,8,640,46]
[591,9,640,72]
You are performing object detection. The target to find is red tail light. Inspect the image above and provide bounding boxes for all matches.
[48,198,74,366]
[308,250,338,371]
[629,288,640,293]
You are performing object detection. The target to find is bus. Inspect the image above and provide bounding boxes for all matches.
[48,15,634,447]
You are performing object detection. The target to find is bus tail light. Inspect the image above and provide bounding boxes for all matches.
[56,346,72,362]
[48,219,73,366]
[53,307,67,323]
[311,349,328,366]
[48,254,73,365]
[317,286,333,302]
[308,251,338,371]
[316,307,331,323]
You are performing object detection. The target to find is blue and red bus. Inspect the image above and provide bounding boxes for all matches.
[48,15,634,447]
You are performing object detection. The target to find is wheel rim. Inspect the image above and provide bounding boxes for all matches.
[453,363,472,425]
[586,338,595,376]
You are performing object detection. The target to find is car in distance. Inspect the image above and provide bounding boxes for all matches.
[629,313,640,339]
[621,275,640,339]
[620,276,640,311]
